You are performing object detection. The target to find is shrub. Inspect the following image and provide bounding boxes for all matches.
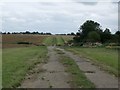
[17,42,32,45]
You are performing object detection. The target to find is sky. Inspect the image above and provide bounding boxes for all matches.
[0,0,119,34]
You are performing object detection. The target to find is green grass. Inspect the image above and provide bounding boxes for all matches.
[66,47,118,76]
[59,54,95,88]
[43,36,65,46]
[56,36,65,46]
[2,46,47,88]
[43,36,57,46]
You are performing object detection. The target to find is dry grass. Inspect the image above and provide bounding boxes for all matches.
[2,34,47,48]
[62,35,74,43]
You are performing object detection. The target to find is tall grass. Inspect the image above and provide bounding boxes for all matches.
[2,46,47,88]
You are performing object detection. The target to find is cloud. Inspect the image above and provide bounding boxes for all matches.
[1,0,118,34]
[80,2,98,5]
[7,17,26,22]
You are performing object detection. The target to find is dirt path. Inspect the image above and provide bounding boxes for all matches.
[56,47,118,88]
[20,46,71,88]
[20,46,118,88]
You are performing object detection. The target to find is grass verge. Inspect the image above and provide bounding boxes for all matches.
[2,46,47,88]
[66,47,118,77]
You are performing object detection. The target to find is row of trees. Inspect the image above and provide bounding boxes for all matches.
[1,31,52,35]
[1,31,76,36]
[55,32,75,36]
[73,20,120,44]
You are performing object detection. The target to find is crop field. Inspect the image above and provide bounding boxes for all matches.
[66,47,118,76]
[43,36,57,46]
[56,36,65,46]
[2,35,74,48]
[43,35,74,46]
[2,34,47,48]
[2,46,47,88]
[62,35,74,43]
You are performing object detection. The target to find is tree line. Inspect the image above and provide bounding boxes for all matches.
[73,20,120,45]
[1,31,52,35]
[1,31,75,36]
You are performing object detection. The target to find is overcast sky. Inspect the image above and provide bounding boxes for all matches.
[0,0,119,34]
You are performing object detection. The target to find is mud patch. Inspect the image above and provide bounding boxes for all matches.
[84,71,95,74]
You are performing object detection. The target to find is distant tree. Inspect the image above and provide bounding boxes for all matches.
[115,31,120,35]
[110,34,119,43]
[71,32,75,35]
[76,32,80,36]
[7,32,11,34]
[44,33,52,35]
[73,20,102,43]
[67,33,71,35]
[25,31,30,34]
[73,20,118,44]
[104,28,111,34]
[87,31,100,42]
[2,32,6,34]
[41,32,44,35]
[101,28,112,43]
[73,36,80,43]
[80,20,102,39]
[32,31,39,34]
[115,31,120,43]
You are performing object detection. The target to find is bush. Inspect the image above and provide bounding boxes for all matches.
[17,42,32,45]
[57,44,62,46]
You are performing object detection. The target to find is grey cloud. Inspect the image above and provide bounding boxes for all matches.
[73,0,98,5]
[2,1,118,34]
[80,2,98,5]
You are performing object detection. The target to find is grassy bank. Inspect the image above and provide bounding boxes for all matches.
[2,46,47,88]
[66,47,118,76]
[56,50,95,88]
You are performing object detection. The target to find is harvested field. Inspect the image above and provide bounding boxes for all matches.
[62,35,74,43]
[2,34,47,48]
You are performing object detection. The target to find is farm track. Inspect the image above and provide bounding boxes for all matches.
[56,47,118,88]
[20,46,118,88]
[20,46,71,88]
